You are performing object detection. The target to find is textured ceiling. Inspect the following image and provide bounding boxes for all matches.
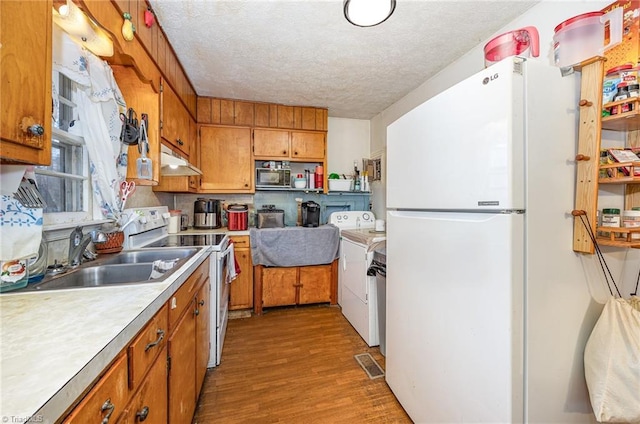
[149,0,539,119]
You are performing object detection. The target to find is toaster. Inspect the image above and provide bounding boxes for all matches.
[257,205,285,228]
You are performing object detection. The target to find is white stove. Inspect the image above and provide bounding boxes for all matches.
[329,211,386,348]
[123,206,231,368]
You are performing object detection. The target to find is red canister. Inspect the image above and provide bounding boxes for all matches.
[227,204,248,231]
[314,165,324,189]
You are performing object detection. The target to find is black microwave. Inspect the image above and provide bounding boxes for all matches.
[256,168,291,188]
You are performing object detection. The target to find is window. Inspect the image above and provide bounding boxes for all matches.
[36,71,92,224]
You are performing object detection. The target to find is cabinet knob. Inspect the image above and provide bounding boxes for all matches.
[571,210,586,216]
[136,406,150,422]
[199,299,205,306]
[194,307,200,316]
[282,150,287,155]
[177,138,184,146]
[578,99,593,107]
[28,124,45,136]
[575,154,590,161]
[293,151,298,156]
[19,117,44,136]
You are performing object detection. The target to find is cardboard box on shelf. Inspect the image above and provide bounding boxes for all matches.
[601,0,640,69]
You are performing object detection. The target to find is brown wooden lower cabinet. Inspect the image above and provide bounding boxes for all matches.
[195,278,211,396]
[118,346,168,424]
[168,299,197,424]
[229,235,253,310]
[63,353,129,424]
[253,260,338,315]
[62,259,210,423]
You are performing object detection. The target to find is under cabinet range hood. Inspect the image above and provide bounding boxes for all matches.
[160,144,202,176]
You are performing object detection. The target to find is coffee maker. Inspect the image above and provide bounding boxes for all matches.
[194,198,221,229]
[301,201,320,227]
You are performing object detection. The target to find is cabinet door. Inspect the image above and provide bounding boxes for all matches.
[127,304,168,391]
[195,278,210,398]
[299,264,332,304]
[118,346,168,424]
[262,267,297,307]
[167,303,197,424]
[253,128,289,158]
[229,243,253,310]
[0,0,52,165]
[169,259,208,332]
[63,354,129,424]
[188,117,199,190]
[160,79,189,157]
[199,126,253,192]
[290,131,325,160]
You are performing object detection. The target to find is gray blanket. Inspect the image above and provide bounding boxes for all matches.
[250,225,340,267]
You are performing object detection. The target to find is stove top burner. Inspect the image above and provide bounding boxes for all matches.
[144,233,227,250]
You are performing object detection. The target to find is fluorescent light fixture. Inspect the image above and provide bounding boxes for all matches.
[52,0,114,57]
[344,0,396,27]
[160,144,202,176]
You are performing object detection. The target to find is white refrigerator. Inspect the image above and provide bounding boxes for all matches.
[386,57,588,423]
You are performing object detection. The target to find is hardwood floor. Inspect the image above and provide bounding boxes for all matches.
[193,305,412,423]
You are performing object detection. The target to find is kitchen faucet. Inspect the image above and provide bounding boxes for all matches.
[68,227,106,268]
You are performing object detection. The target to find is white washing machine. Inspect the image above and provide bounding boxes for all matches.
[330,211,386,347]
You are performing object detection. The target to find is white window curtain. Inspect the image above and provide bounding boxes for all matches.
[52,26,128,221]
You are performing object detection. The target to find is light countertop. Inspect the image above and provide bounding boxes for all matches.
[0,248,211,423]
[340,228,386,249]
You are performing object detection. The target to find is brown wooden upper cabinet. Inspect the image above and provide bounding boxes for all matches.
[112,0,196,119]
[198,97,328,131]
[160,79,190,158]
[253,129,325,161]
[0,0,52,165]
[291,131,325,160]
[253,129,290,158]
[199,125,254,193]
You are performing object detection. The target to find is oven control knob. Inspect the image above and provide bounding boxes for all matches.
[362,213,370,221]
[139,216,148,224]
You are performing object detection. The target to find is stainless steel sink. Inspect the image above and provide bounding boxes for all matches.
[17,247,202,292]
[25,264,159,291]
[98,248,201,265]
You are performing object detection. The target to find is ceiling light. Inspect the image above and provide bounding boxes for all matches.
[344,0,396,27]
[52,0,114,57]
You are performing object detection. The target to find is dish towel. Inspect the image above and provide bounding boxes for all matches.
[226,241,240,284]
[0,194,43,260]
[149,259,179,280]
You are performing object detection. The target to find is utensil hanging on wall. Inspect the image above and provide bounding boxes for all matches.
[119,108,139,145]
[12,167,46,208]
[136,113,152,179]
[119,180,135,210]
[13,178,46,208]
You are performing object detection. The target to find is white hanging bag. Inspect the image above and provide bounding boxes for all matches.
[584,296,640,423]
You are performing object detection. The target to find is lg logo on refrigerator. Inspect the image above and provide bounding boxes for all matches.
[482,73,499,85]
